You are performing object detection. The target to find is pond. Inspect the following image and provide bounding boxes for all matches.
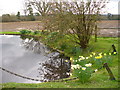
[0,35,71,83]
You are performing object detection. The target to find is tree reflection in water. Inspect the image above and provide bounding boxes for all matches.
[20,35,71,82]
[20,35,50,54]
[38,55,71,82]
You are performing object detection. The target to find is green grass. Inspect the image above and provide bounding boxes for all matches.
[90,37,118,53]
[0,31,21,35]
[0,31,119,88]
[1,68,119,88]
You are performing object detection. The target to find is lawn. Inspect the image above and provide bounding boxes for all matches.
[0,31,20,35]
[0,31,119,89]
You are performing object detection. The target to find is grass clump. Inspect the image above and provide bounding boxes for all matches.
[20,29,32,34]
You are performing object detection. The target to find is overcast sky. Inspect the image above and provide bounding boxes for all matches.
[0,0,119,16]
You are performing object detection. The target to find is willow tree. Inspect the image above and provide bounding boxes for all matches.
[43,0,108,49]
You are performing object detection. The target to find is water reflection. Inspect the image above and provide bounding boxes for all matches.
[20,35,71,82]
[1,35,44,83]
[20,35,49,54]
[38,55,71,82]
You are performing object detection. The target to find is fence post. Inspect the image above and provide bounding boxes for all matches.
[95,25,97,42]
[112,44,117,54]
[103,63,116,80]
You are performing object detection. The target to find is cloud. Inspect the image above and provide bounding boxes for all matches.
[0,0,119,15]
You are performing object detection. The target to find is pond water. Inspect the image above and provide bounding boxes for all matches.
[0,35,71,83]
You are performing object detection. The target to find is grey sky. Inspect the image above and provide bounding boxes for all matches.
[0,0,119,16]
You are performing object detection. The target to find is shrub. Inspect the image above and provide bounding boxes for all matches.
[20,30,32,34]
[2,14,19,22]
[33,30,41,35]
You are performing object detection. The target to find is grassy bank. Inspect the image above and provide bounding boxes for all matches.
[1,74,119,88]
[1,63,119,88]
[0,31,20,35]
[1,31,119,88]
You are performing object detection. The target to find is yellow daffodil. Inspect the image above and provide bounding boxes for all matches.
[104,53,107,56]
[109,53,112,55]
[92,52,96,55]
[95,55,102,59]
[70,57,73,61]
[90,55,92,57]
[65,60,68,62]
[82,67,86,70]
[113,52,117,55]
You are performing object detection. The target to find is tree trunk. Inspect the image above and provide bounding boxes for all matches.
[95,25,97,42]
[79,40,88,49]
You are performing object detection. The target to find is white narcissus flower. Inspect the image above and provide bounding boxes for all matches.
[82,67,86,70]
[94,69,98,72]
[71,64,81,70]
[85,57,89,59]
[76,64,81,69]
[71,65,76,70]
[70,73,72,76]
[79,56,85,61]
[78,58,82,61]
[66,72,69,75]
[82,56,85,59]
[79,56,83,58]
[85,63,92,67]
[99,53,102,55]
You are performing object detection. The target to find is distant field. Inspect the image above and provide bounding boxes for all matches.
[0,21,43,32]
[0,20,119,37]
[97,20,119,28]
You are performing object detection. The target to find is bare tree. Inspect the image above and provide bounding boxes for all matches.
[44,0,109,49]
[27,0,52,16]
[23,1,28,16]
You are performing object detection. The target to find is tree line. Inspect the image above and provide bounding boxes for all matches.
[1,14,119,22]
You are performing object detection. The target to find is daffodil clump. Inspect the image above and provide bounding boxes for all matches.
[69,52,114,83]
